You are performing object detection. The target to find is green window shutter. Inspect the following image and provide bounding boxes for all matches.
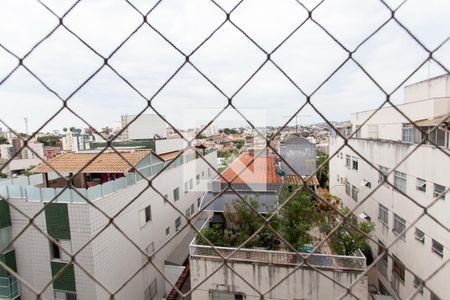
[51,262,76,292]
[0,200,11,229]
[45,203,71,239]
[0,249,17,276]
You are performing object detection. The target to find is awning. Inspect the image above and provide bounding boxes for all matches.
[415,115,450,127]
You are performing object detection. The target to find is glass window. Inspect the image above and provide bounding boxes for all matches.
[433,183,446,199]
[414,228,425,243]
[351,185,358,201]
[432,239,444,257]
[50,240,61,260]
[392,255,405,283]
[197,197,201,208]
[345,155,351,168]
[210,290,246,300]
[393,214,406,239]
[345,182,351,196]
[394,171,407,193]
[196,174,200,185]
[145,206,151,222]
[378,166,389,185]
[175,217,181,232]
[413,276,423,294]
[173,187,180,201]
[191,204,195,215]
[165,227,170,236]
[402,124,414,143]
[378,204,389,227]
[189,179,193,190]
[416,178,426,192]
[351,156,358,171]
[184,182,188,193]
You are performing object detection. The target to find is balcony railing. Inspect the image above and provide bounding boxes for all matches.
[189,243,366,272]
[0,276,19,300]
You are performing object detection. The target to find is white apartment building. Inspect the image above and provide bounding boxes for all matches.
[0,141,44,175]
[61,132,94,152]
[0,147,217,300]
[121,114,167,140]
[330,74,450,300]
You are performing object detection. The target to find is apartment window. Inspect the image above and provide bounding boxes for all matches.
[377,240,388,278]
[54,291,77,300]
[190,204,194,215]
[184,182,188,193]
[351,156,358,171]
[393,214,406,239]
[432,239,444,257]
[208,168,211,177]
[392,255,405,283]
[351,185,358,201]
[361,179,371,188]
[413,276,424,294]
[140,205,151,227]
[402,124,414,143]
[197,197,201,208]
[345,155,351,168]
[378,204,389,227]
[210,290,245,300]
[144,278,157,300]
[378,166,389,185]
[345,182,351,196]
[415,228,425,243]
[196,174,200,185]
[202,171,205,177]
[186,208,191,218]
[50,240,61,260]
[189,179,193,190]
[173,188,180,201]
[175,217,181,232]
[394,171,407,193]
[165,227,170,236]
[416,178,426,192]
[433,183,446,199]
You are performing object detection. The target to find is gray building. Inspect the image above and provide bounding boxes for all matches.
[279,135,316,176]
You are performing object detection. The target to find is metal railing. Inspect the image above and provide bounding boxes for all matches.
[190,243,366,272]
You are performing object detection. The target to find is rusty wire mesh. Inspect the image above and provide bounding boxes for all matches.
[0,0,449,299]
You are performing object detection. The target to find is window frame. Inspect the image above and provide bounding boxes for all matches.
[351,185,358,201]
[351,156,358,171]
[394,171,407,193]
[173,187,180,201]
[393,214,406,240]
[432,239,444,257]
[378,204,389,227]
[415,178,426,192]
[414,228,425,243]
[433,183,446,199]
[175,216,181,232]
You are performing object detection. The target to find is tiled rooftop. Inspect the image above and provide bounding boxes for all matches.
[32,150,153,173]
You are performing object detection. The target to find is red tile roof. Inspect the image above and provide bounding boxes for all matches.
[220,154,281,185]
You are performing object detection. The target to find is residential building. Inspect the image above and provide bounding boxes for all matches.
[0,140,44,175]
[61,132,94,152]
[329,74,450,300]
[121,114,167,140]
[191,154,365,300]
[279,135,316,176]
[0,147,217,300]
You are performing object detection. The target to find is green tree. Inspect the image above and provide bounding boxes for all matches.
[224,196,262,247]
[0,172,7,178]
[197,224,225,246]
[316,153,329,188]
[0,137,8,144]
[37,135,60,147]
[331,208,375,256]
[279,186,322,249]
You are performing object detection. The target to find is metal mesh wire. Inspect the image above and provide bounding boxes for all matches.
[0,0,449,299]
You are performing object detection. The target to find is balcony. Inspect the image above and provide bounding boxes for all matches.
[0,276,19,300]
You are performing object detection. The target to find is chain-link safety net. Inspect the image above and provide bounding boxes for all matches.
[0,0,449,299]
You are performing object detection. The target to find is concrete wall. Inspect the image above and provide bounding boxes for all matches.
[329,137,450,300]
[123,114,167,140]
[404,75,450,103]
[190,258,367,300]
[154,138,187,155]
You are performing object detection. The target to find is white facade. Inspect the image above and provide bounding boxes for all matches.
[7,151,217,300]
[61,132,92,152]
[121,114,167,140]
[330,75,450,300]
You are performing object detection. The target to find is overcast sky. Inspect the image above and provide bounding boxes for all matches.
[0,0,449,134]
